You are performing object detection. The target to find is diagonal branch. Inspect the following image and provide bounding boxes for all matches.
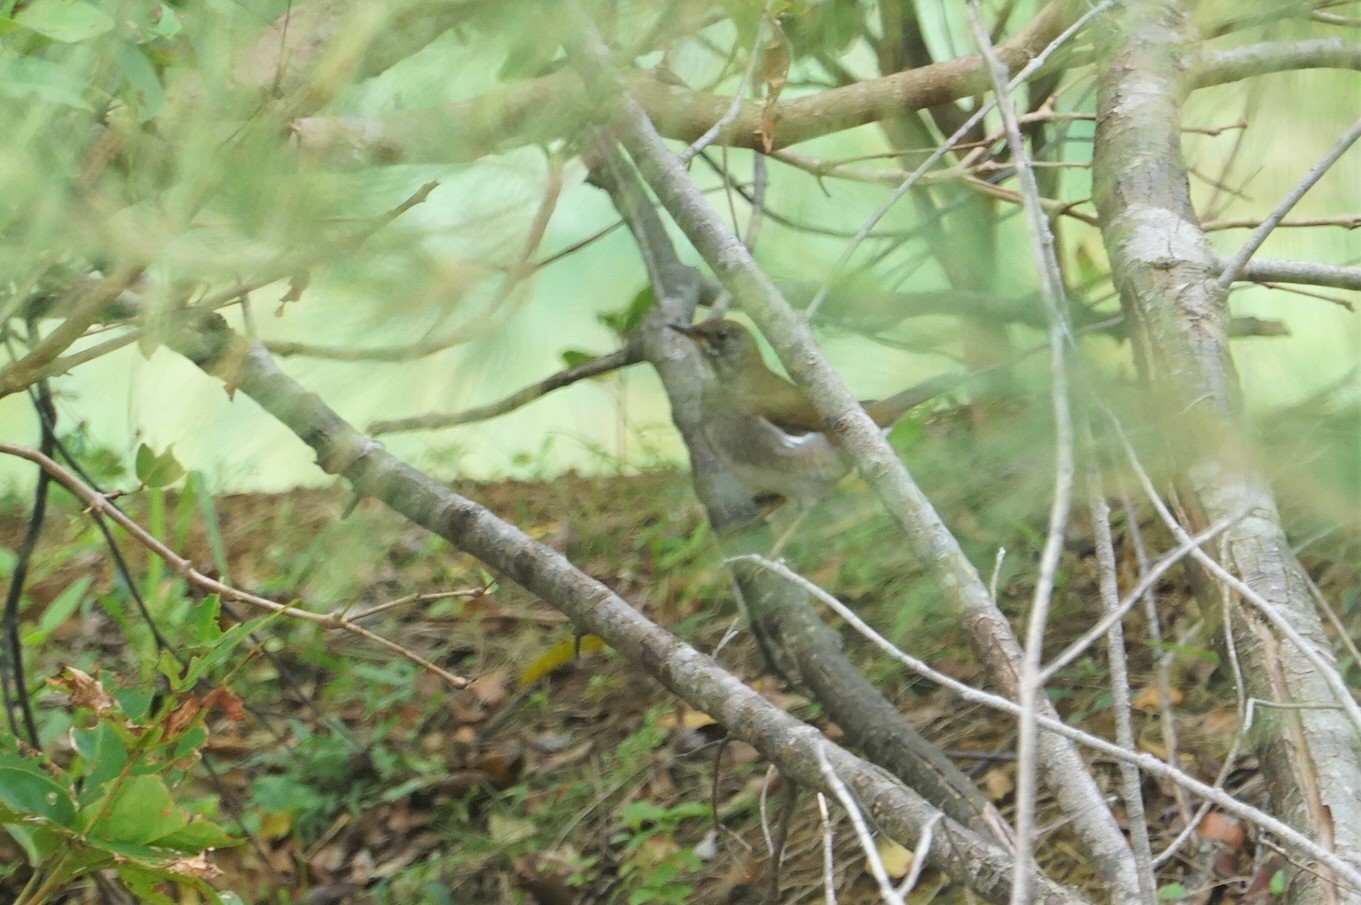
[291,0,1079,165]
[160,309,1090,905]
[369,344,642,433]
[560,4,1140,896]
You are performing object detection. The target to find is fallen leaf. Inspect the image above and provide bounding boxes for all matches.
[875,836,913,879]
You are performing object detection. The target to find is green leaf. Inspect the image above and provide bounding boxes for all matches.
[115,863,181,905]
[87,775,186,844]
[14,0,114,42]
[71,722,129,806]
[0,762,78,827]
[151,814,236,853]
[598,286,655,336]
[115,43,164,119]
[560,349,596,368]
[181,615,269,687]
[0,55,93,109]
[149,4,181,39]
[1157,883,1188,901]
[184,594,223,645]
[23,574,92,645]
[135,442,186,488]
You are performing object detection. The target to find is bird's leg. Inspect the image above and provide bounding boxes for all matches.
[769,502,815,558]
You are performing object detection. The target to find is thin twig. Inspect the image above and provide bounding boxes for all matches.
[1108,418,1361,735]
[680,24,766,164]
[815,744,907,905]
[1202,214,1361,231]
[369,343,641,434]
[1226,257,1361,294]
[728,553,1361,892]
[1216,115,1361,290]
[968,6,1083,901]
[802,0,1115,322]
[0,443,469,690]
[1081,419,1157,902]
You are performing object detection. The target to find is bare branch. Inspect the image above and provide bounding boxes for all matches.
[1093,4,1361,897]
[730,553,1361,893]
[292,0,1080,165]
[562,5,1141,896]
[1225,256,1361,293]
[0,442,470,690]
[369,344,642,434]
[1203,214,1361,231]
[159,309,1090,905]
[1192,38,1361,89]
[1216,116,1361,291]
[968,4,1091,901]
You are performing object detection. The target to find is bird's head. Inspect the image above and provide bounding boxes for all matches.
[670,319,763,377]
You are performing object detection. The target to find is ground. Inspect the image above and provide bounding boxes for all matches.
[0,432,1356,904]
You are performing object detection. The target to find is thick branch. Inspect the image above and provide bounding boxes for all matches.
[1192,38,1361,89]
[291,1,1077,165]
[162,310,1088,905]
[560,4,1140,893]
[1092,4,1361,902]
[1230,257,1361,292]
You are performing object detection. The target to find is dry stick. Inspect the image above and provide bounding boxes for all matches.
[202,179,441,314]
[815,793,837,905]
[1116,480,1192,824]
[1216,115,1361,291]
[679,23,765,165]
[0,442,469,690]
[1106,419,1361,737]
[165,315,1086,905]
[1246,281,1356,313]
[815,743,906,905]
[561,3,1133,891]
[369,344,641,433]
[1192,38,1361,89]
[1203,214,1361,231]
[1037,504,1248,684]
[966,7,1092,904]
[768,149,1102,226]
[1082,422,1157,903]
[730,554,1361,892]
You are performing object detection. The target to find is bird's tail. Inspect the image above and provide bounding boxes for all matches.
[864,373,967,427]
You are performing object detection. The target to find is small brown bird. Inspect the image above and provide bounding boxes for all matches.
[672,318,954,505]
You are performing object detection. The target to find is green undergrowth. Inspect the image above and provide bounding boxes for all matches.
[0,399,1356,902]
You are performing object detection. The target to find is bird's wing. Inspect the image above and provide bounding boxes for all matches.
[731,373,827,433]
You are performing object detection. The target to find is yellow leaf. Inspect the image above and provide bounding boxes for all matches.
[874,836,913,879]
